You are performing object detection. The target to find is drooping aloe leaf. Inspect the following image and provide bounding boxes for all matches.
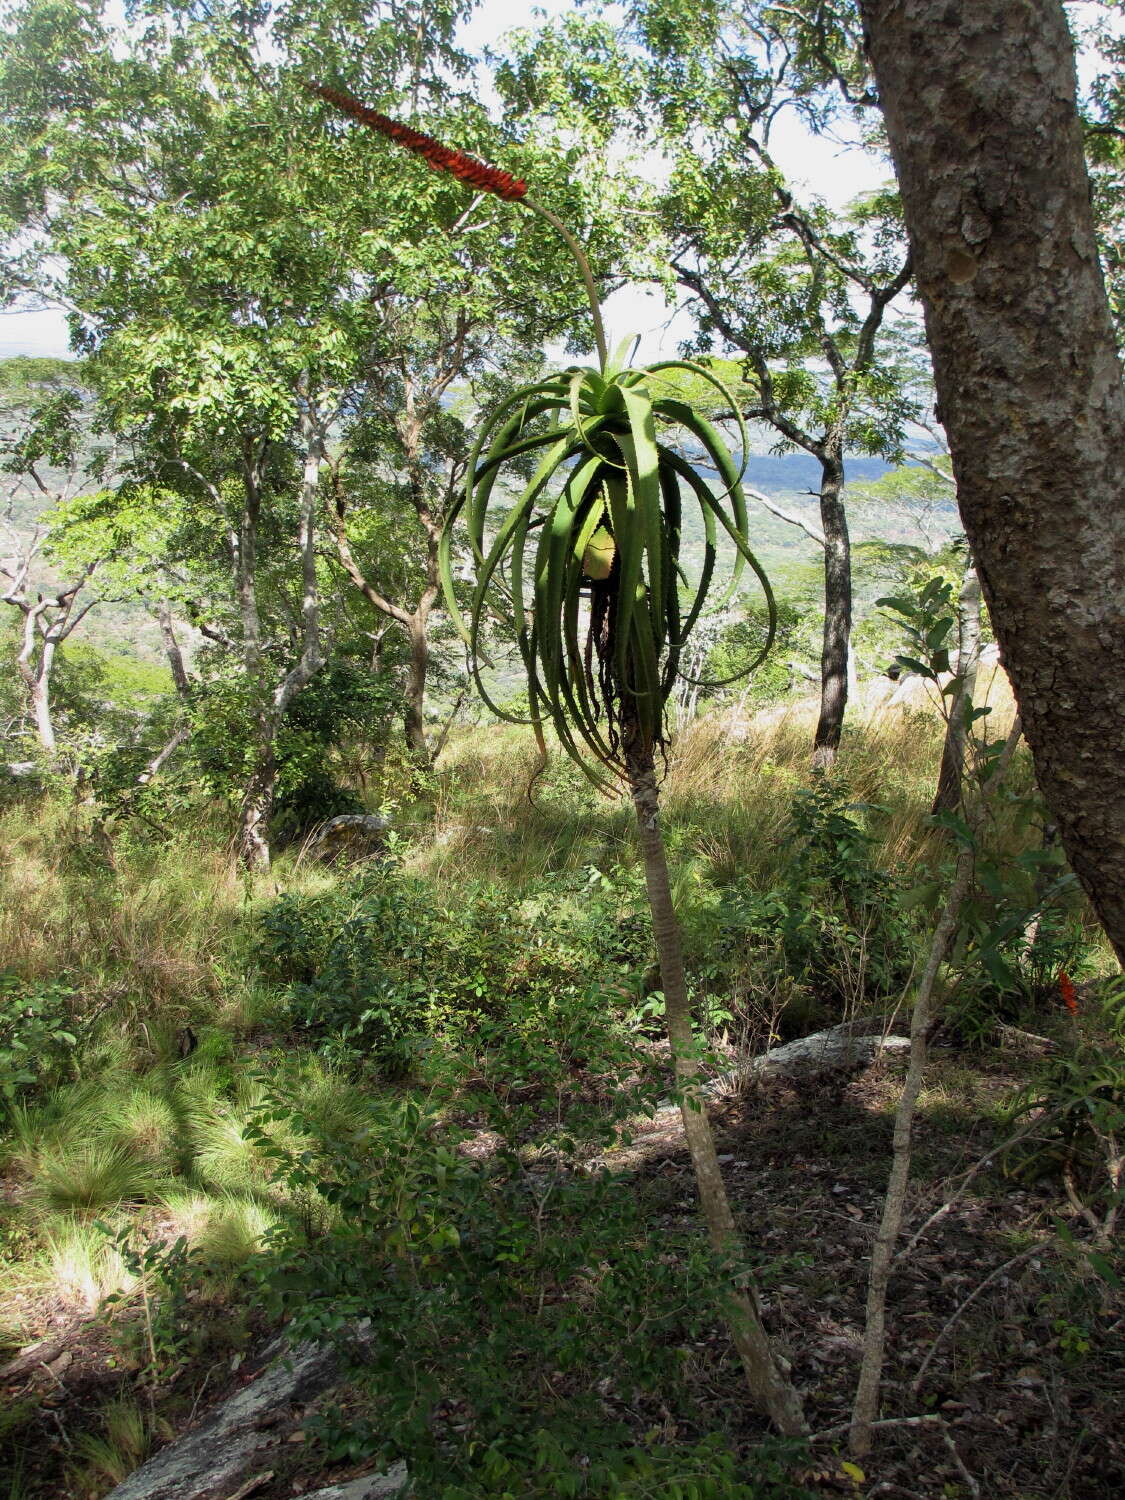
[440,356,776,784]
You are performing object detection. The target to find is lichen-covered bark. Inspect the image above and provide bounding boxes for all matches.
[813,450,851,769]
[860,0,1125,963]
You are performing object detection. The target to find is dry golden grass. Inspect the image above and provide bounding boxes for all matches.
[420,678,1023,893]
[0,803,240,999]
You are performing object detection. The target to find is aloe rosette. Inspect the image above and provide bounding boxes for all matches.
[440,340,776,788]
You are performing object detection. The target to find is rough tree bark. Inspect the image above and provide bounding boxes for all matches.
[859,0,1125,964]
[155,598,191,699]
[813,447,851,769]
[402,588,438,763]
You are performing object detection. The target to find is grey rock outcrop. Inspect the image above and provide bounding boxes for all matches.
[104,1328,407,1500]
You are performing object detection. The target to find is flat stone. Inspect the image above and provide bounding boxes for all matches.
[299,1467,410,1499]
[650,1021,912,1118]
[306,814,391,862]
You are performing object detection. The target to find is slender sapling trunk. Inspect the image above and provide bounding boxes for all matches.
[850,718,1023,1457]
[626,733,807,1437]
[932,564,982,817]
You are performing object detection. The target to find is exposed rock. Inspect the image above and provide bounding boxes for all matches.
[103,1327,408,1500]
[306,814,391,863]
[299,1469,410,1499]
[2,760,40,780]
[650,1020,911,1121]
[732,1022,911,1085]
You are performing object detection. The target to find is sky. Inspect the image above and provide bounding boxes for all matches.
[0,0,1104,363]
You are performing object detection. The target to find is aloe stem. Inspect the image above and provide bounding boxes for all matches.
[522,196,609,371]
[624,726,807,1436]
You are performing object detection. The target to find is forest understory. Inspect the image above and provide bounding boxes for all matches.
[1,698,1122,1500]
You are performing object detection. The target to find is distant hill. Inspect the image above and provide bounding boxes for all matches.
[745,450,893,494]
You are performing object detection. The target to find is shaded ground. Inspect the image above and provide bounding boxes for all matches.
[2,1047,1121,1499]
[617,1055,1123,1499]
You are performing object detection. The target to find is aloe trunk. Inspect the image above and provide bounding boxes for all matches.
[625,733,806,1436]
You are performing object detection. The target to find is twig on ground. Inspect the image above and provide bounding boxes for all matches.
[1051,1429,1087,1499]
[187,1366,213,1425]
[896,1102,1069,1262]
[809,1413,946,1443]
[942,1429,981,1498]
[912,1242,1044,1393]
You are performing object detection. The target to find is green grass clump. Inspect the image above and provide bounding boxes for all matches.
[196,1195,281,1267]
[189,1078,302,1199]
[41,1217,137,1312]
[28,1141,161,1217]
[0,798,251,1019]
[103,1087,180,1171]
[69,1398,154,1489]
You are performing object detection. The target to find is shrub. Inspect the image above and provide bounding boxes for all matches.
[698,781,917,1029]
[1001,981,1125,1223]
[256,865,653,1079]
[0,971,77,1117]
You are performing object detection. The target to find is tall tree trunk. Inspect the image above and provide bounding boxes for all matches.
[403,607,432,766]
[156,599,191,699]
[624,732,806,1436]
[859,0,1125,964]
[234,408,326,869]
[813,450,851,769]
[932,563,982,817]
[30,644,56,755]
[238,742,276,871]
[15,603,56,754]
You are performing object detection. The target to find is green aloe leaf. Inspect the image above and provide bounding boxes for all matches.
[441,353,777,783]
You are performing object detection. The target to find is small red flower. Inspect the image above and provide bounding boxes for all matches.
[1058,970,1079,1015]
[309,83,528,202]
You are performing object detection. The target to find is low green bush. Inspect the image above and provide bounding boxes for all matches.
[242,1091,813,1500]
[0,971,77,1117]
[687,780,918,1031]
[1001,980,1125,1221]
[256,865,653,1078]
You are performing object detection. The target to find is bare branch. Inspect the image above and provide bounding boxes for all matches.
[746,485,826,545]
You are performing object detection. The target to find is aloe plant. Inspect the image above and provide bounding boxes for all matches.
[313,83,805,1436]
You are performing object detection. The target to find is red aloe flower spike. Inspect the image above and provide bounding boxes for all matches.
[309,83,527,202]
[309,81,608,369]
[1058,970,1079,1015]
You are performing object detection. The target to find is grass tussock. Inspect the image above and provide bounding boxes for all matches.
[40,1218,137,1313]
[69,1398,156,1490]
[27,1141,161,1218]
